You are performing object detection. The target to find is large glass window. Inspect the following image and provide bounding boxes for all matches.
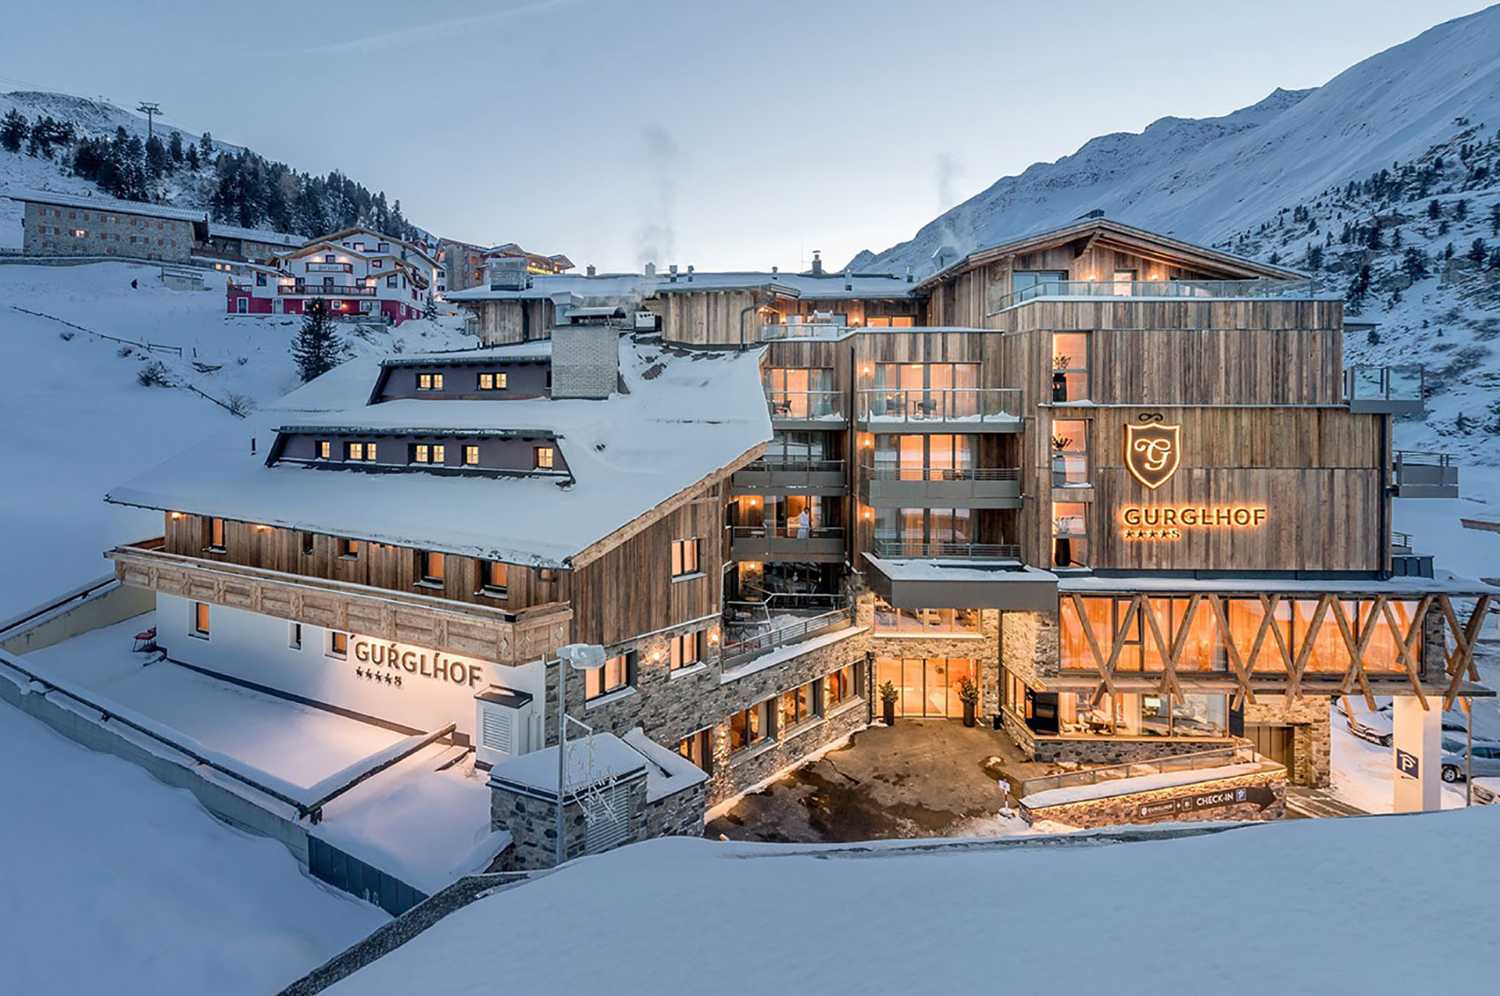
[677,729,713,774]
[872,363,980,418]
[765,430,832,463]
[780,679,821,729]
[873,658,975,718]
[1051,332,1090,402]
[824,665,857,710]
[764,368,834,418]
[1051,419,1089,487]
[873,507,972,554]
[730,699,774,752]
[873,434,975,480]
[872,600,980,635]
[1053,502,1088,568]
[1011,270,1067,301]
[586,651,634,700]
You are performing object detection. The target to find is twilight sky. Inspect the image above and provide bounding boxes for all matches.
[1,0,1489,271]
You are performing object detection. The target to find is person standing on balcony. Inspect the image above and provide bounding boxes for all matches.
[797,509,810,539]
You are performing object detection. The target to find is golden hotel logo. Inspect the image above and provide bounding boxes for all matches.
[1124,416,1181,490]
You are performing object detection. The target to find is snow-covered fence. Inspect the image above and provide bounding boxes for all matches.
[10,304,183,356]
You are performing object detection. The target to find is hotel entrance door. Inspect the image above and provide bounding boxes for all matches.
[874,657,975,718]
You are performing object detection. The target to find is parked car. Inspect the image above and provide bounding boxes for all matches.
[1440,739,1500,782]
[1336,697,1471,747]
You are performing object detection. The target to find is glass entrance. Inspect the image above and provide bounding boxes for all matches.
[874,657,975,718]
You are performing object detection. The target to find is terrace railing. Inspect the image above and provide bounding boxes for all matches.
[857,387,1022,424]
[990,278,1321,313]
[1017,744,1268,800]
[759,323,848,341]
[1345,364,1425,415]
[765,390,847,421]
[864,465,1020,483]
[869,539,1021,561]
[720,593,854,668]
[282,284,377,296]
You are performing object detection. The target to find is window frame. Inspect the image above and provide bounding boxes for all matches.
[668,630,704,671]
[478,371,509,391]
[480,560,509,598]
[670,537,702,579]
[191,601,211,639]
[206,517,226,552]
[534,445,555,470]
[419,550,446,587]
[585,650,635,701]
[327,630,349,659]
[463,444,480,467]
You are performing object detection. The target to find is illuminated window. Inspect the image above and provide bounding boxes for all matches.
[316,439,330,460]
[463,445,480,466]
[669,630,704,671]
[585,651,634,700]
[345,441,377,462]
[417,372,444,391]
[730,699,775,752]
[1051,332,1090,402]
[1053,501,1088,568]
[478,371,508,391]
[780,679,822,728]
[1051,419,1090,486]
[481,561,509,597]
[676,729,713,774]
[534,446,555,470]
[420,550,445,585]
[431,444,445,463]
[823,664,858,709]
[411,443,444,464]
[670,538,701,578]
[339,538,360,559]
[327,631,348,659]
[207,517,226,551]
[191,601,211,638]
[872,601,979,634]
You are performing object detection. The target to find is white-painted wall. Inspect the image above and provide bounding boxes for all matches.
[158,593,545,743]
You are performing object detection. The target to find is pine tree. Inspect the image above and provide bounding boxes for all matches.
[1455,198,1469,221]
[1305,245,1324,270]
[1347,263,1372,310]
[1491,202,1500,236]
[290,300,347,382]
[0,109,27,152]
[1428,198,1443,220]
[1469,238,1489,265]
[168,131,184,164]
[423,292,437,320]
[1444,242,1456,260]
[1489,247,1500,271]
[185,144,200,171]
[1401,247,1430,280]
[197,130,214,163]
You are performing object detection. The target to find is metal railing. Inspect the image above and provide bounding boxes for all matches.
[857,387,1021,423]
[730,525,845,541]
[1391,530,1413,555]
[765,390,847,420]
[305,262,353,273]
[1017,744,1265,800]
[869,539,1021,560]
[281,284,377,296]
[990,278,1321,314]
[1344,364,1425,412]
[759,323,848,341]
[734,458,847,489]
[721,594,854,668]
[864,464,1020,482]
[1394,449,1455,468]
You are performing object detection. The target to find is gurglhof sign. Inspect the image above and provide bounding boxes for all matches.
[1119,414,1268,542]
[351,638,486,689]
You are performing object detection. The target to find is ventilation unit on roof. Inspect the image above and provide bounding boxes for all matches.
[475,688,534,767]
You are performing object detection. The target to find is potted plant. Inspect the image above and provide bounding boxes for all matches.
[1051,354,1070,402]
[879,680,899,726]
[1051,434,1072,487]
[957,675,979,728]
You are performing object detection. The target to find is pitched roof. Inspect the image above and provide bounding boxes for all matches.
[5,188,207,223]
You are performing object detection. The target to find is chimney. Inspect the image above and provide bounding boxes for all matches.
[771,265,778,275]
[550,324,619,400]
[687,264,695,282]
[586,264,596,277]
[844,269,852,292]
[669,264,678,283]
[810,250,823,276]
[906,265,914,283]
[644,261,656,277]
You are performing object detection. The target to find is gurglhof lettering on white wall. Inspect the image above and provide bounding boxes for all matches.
[352,639,485,688]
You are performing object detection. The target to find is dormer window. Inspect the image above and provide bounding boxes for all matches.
[346,441,378,462]
[417,372,444,391]
[419,550,445,586]
[534,446,555,470]
[478,371,508,391]
[377,241,389,252]
[481,561,509,598]
[411,443,446,464]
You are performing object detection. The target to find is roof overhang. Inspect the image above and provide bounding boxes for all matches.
[864,556,1058,611]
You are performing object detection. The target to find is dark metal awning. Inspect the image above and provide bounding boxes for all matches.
[864,555,1058,611]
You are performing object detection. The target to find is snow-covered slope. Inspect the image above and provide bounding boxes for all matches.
[857,6,1500,275]
[0,262,473,618]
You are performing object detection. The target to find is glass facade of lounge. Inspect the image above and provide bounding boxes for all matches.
[874,657,976,718]
[1002,667,1230,739]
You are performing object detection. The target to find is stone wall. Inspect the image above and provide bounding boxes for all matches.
[23,200,195,262]
[858,596,1001,714]
[489,772,649,871]
[1243,694,1332,787]
[645,780,710,839]
[1021,766,1286,828]
[1000,609,1058,689]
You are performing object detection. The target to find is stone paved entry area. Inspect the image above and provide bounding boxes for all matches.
[706,720,1057,843]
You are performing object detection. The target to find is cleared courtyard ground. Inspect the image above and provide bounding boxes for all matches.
[707,719,1055,842]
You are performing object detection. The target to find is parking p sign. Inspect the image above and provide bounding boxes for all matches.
[1395,747,1419,780]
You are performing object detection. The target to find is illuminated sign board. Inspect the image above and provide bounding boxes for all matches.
[1119,414,1268,541]
[351,638,485,689]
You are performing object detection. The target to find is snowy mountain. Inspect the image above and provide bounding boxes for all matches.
[854,7,1500,275]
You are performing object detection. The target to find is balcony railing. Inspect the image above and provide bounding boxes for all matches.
[1344,364,1425,415]
[720,593,854,669]
[281,284,376,296]
[857,388,1022,425]
[1017,744,1267,799]
[1391,530,1413,555]
[759,323,848,341]
[869,539,1021,561]
[728,525,846,563]
[990,278,1322,314]
[1393,450,1459,499]
[305,262,353,273]
[766,390,847,422]
[731,458,847,493]
[862,465,1022,508]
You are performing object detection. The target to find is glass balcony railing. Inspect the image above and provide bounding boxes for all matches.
[759,323,848,341]
[765,390,847,421]
[990,278,1322,314]
[857,388,1021,424]
[870,538,1021,561]
[1345,365,1425,414]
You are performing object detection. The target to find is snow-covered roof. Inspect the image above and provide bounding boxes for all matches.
[445,270,919,304]
[5,188,207,223]
[621,727,709,803]
[382,341,555,366]
[104,338,772,568]
[209,222,302,247]
[488,732,647,796]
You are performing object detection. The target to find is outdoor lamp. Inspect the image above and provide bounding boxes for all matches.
[555,643,606,865]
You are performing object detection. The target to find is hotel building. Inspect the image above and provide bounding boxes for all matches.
[226,226,438,323]
[91,218,1491,869]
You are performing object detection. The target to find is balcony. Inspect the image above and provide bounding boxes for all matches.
[990,278,1323,313]
[759,323,848,341]
[856,388,1022,431]
[869,539,1021,561]
[1392,450,1459,499]
[281,283,376,297]
[728,525,845,563]
[720,594,855,670]
[766,390,847,429]
[106,539,572,665]
[861,465,1021,509]
[731,459,847,495]
[1344,365,1425,416]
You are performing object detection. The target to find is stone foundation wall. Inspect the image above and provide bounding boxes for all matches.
[709,700,868,807]
[1022,767,1286,828]
[490,773,649,870]
[1243,694,1332,788]
[1029,735,1236,765]
[645,781,709,839]
[1000,609,1058,689]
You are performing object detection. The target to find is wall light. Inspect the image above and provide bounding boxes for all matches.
[169,511,183,520]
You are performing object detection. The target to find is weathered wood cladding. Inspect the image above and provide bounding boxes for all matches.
[470,299,555,346]
[1032,407,1386,572]
[571,488,724,647]
[162,513,568,613]
[653,288,921,346]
